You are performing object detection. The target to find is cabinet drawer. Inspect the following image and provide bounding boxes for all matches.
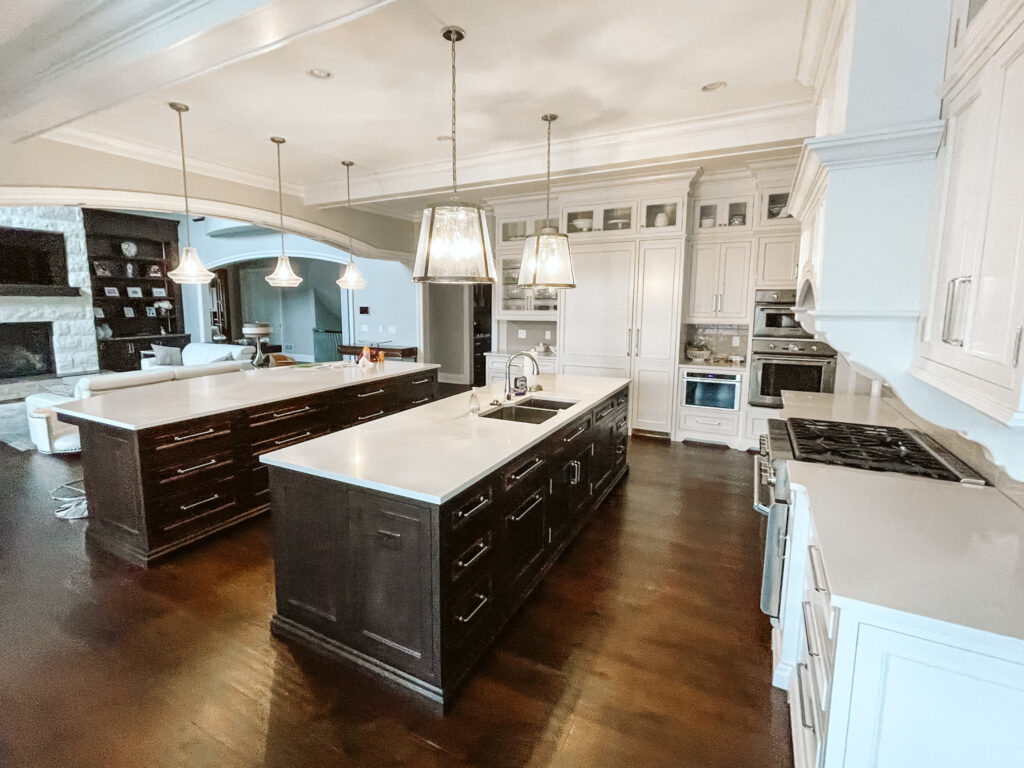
[246,395,328,429]
[145,414,234,458]
[500,451,546,497]
[446,569,496,659]
[244,462,271,507]
[680,410,739,435]
[592,392,626,425]
[343,378,400,402]
[446,478,495,534]
[500,486,547,601]
[150,448,235,489]
[149,475,239,544]
[450,531,494,584]
[550,413,593,457]
[251,424,331,457]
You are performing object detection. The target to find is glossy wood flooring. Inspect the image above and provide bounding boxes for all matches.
[0,437,792,768]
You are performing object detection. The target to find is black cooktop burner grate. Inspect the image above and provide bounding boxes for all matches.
[785,418,984,483]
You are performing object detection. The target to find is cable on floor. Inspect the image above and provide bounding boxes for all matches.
[50,478,87,519]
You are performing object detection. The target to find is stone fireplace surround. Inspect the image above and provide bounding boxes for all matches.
[0,206,99,400]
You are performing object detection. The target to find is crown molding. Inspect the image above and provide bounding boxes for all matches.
[45,125,305,198]
[796,0,852,92]
[304,100,816,206]
[0,186,408,262]
[806,121,945,170]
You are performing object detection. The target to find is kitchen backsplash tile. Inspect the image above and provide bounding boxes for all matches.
[683,324,748,360]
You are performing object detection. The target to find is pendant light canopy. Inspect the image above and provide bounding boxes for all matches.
[265,136,303,288]
[336,160,367,290]
[166,103,215,285]
[412,26,496,284]
[519,114,575,289]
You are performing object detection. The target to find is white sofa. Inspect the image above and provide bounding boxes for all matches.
[141,342,255,373]
[25,346,253,454]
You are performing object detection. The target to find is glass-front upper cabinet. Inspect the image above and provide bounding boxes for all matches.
[561,202,637,237]
[639,198,684,233]
[497,254,558,318]
[691,195,754,233]
[758,187,797,228]
[497,216,557,245]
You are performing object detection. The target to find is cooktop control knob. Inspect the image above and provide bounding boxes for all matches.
[768,343,776,350]
[811,345,818,352]
[787,343,801,352]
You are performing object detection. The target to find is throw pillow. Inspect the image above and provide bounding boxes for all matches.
[205,352,233,364]
[150,344,182,366]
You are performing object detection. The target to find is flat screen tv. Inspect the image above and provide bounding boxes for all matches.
[0,227,69,286]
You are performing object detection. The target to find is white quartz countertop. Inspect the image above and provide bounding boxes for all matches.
[260,374,630,505]
[782,392,1024,641]
[52,361,440,431]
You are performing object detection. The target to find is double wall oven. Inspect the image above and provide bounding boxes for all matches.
[749,290,836,408]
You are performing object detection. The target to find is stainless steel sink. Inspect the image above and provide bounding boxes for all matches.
[517,397,578,411]
[479,405,557,424]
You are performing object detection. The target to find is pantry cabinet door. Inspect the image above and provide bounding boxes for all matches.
[717,241,753,320]
[631,241,682,432]
[686,243,720,321]
[558,241,637,378]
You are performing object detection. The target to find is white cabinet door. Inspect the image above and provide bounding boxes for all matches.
[717,241,753,319]
[558,241,637,378]
[631,241,682,432]
[756,236,799,286]
[687,242,720,321]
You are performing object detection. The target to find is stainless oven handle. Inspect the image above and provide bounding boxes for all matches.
[751,355,834,366]
[753,455,771,515]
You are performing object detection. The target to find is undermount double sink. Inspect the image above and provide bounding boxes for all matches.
[479,397,578,424]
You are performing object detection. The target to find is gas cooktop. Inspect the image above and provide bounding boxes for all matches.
[785,418,988,485]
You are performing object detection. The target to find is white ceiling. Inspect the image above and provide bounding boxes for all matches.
[25,0,817,211]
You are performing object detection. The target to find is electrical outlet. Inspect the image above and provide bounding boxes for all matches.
[284,343,294,351]
[732,336,741,347]
[545,331,552,340]
[517,329,527,339]
[388,325,396,334]
[360,324,369,332]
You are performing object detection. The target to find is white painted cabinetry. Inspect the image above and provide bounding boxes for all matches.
[685,240,752,322]
[915,13,1024,427]
[756,235,800,287]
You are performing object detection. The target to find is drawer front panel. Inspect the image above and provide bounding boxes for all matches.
[146,415,234,459]
[680,410,740,435]
[446,569,496,654]
[251,424,331,458]
[500,451,546,498]
[246,395,329,429]
[151,448,235,488]
[550,413,593,458]
[450,531,494,584]
[149,475,239,544]
[447,478,495,533]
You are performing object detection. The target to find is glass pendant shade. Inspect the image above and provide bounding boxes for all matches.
[265,252,302,287]
[413,202,496,283]
[336,257,366,290]
[168,245,215,284]
[519,228,575,288]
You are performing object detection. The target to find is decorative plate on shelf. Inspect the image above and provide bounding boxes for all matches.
[120,241,138,257]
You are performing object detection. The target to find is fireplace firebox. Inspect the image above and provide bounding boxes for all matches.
[0,323,56,380]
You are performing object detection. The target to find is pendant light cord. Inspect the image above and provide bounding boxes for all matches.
[176,109,192,248]
[276,140,285,255]
[545,118,552,222]
[345,161,355,264]
[450,31,457,198]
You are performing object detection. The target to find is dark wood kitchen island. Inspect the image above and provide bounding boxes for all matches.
[53,361,438,566]
[261,374,630,710]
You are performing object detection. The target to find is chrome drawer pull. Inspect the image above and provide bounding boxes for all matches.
[357,388,386,398]
[509,456,543,482]
[615,416,628,430]
[615,444,626,455]
[172,427,214,442]
[509,493,544,522]
[456,539,490,569]
[801,601,820,658]
[456,593,489,624]
[411,397,431,405]
[796,663,815,733]
[273,431,312,446]
[272,405,310,419]
[595,405,614,421]
[570,460,581,486]
[563,425,587,443]
[411,378,431,385]
[695,418,722,425]
[176,458,218,475]
[808,545,830,594]
[376,529,402,548]
[456,494,490,521]
[180,493,219,512]
[357,410,385,421]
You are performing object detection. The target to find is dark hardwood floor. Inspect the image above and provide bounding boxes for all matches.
[0,436,792,768]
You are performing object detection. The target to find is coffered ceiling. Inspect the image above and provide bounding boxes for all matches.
[2,0,823,215]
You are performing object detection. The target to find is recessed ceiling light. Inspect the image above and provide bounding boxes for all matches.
[701,81,727,92]
[306,68,333,80]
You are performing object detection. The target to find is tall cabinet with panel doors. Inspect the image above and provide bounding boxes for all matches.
[685,241,753,322]
[914,6,1024,428]
[494,211,559,320]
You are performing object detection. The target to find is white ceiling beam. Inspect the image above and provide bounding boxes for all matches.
[0,0,395,142]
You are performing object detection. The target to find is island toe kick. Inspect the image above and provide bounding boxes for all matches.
[267,383,630,710]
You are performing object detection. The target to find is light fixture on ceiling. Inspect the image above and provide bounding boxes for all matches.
[166,102,214,285]
[519,114,575,289]
[701,80,727,91]
[412,26,496,284]
[307,68,333,79]
[336,160,367,291]
[265,137,303,288]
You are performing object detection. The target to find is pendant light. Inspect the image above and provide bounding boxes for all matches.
[519,114,575,288]
[412,26,496,284]
[166,102,214,285]
[265,136,303,287]
[336,160,366,290]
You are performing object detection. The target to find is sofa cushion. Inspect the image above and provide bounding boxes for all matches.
[74,368,175,398]
[151,344,183,366]
[171,360,248,380]
[181,342,254,366]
